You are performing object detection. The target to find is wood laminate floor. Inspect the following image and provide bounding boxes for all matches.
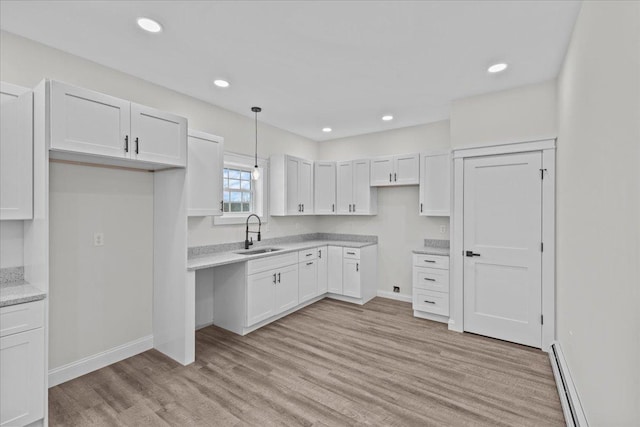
[49,298,564,426]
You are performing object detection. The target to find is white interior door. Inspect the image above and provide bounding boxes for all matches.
[463,152,542,348]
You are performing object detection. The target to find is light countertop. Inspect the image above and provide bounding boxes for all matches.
[188,239,376,271]
[0,280,47,308]
[412,246,450,256]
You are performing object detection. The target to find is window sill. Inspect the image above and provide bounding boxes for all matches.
[213,214,268,226]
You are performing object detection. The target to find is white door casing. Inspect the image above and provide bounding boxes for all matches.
[462,151,543,348]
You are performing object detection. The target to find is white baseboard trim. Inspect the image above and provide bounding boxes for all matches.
[376,290,412,303]
[48,335,153,388]
[413,310,448,324]
[549,341,589,427]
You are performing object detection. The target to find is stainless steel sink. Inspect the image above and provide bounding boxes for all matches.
[234,247,283,255]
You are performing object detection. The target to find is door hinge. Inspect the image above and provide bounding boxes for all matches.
[541,314,544,325]
[540,168,547,179]
[540,242,544,252]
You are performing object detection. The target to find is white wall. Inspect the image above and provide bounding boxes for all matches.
[48,163,154,369]
[0,30,319,370]
[556,1,640,425]
[0,221,23,268]
[450,80,557,148]
[318,121,450,296]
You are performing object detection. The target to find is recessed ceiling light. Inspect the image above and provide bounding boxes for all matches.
[137,17,162,33]
[488,63,508,73]
[213,79,230,88]
[382,115,394,121]
[322,127,332,133]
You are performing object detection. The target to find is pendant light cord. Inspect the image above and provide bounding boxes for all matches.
[254,110,258,168]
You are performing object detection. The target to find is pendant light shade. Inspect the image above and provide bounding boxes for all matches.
[251,106,262,181]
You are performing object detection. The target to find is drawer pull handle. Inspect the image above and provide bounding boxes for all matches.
[424,300,436,304]
[306,253,313,257]
[346,252,355,255]
[424,260,436,263]
[306,262,313,266]
[424,278,435,281]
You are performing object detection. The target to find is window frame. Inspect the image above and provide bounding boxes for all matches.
[213,152,268,225]
[222,166,254,214]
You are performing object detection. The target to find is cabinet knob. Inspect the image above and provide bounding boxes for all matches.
[389,173,392,182]
[278,273,281,283]
[394,172,397,182]
[135,137,139,154]
[124,135,129,153]
[273,273,277,284]
[356,263,359,272]
[420,203,423,213]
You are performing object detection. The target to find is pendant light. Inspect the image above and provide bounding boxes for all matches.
[251,106,262,180]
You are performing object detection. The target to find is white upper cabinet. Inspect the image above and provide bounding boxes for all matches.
[419,152,451,216]
[50,81,130,159]
[130,103,187,167]
[187,130,224,217]
[48,80,187,168]
[370,153,420,186]
[0,83,33,220]
[337,160,377,215]
[314,161,336,214]
[270,154,314,216]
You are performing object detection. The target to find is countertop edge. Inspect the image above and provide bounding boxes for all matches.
[188,240,377,271]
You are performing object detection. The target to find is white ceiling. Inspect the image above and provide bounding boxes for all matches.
[0,1,581,141]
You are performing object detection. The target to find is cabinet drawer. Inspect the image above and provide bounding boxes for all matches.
[298,248,318,262]
[413,289,449,316]
[247,252,298,275]
[343,248,360,260]
[0,300,45,338]
[413,267,449,293]
[413,254,449,270]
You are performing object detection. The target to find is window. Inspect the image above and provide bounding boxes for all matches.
[214,152,268,225]
[223,167,253,213]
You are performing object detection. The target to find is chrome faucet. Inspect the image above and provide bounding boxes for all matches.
[245,214,262,249]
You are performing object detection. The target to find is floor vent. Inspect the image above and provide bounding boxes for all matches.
[549,341,589,427]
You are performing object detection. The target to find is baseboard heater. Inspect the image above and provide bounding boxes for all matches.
[549,341,589,427]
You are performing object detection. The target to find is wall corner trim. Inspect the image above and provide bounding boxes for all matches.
[48,335,153,388]
[549,341,590,427]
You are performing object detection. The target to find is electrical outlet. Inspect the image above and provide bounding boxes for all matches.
[93,232,104,247]
[393,286,400,293]
[439,225,447,234]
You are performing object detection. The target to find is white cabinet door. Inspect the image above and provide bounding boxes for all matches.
[327,246,343,294]
[352,159,372,214]
[0,89,33,220]
[50,80,130,158]
[247,270,277,326]
[314,162,336,214]
[298,260,318,303]
[419,153,451,216]
[286,157,300,214]
[0,328,45,427]
[187,130,224,216]
[343,258,361,298]
[298,159,314,214]
[370,156,394,186]
[317,246,328,295]
[130,103,187,167]
[336,161,353,214]
[394,153,420,185]
[275,264,299,314]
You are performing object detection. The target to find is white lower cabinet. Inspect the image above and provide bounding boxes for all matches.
[412,254,450,321]
[213,245,377,335]
[247,263,299,327]
[298,258,318,303]
[327,246,344,294]
[316,246,328,295]
[0,301,45,427]
[342,258,361,298]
